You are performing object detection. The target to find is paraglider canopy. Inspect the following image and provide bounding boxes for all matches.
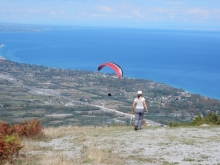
[97,62,123,78]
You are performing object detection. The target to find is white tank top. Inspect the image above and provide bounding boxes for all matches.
[134,97,145,109]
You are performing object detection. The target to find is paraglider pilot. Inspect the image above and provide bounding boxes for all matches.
[132,91,148,130]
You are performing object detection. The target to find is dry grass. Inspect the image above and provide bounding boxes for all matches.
[43,125,128,139]
[38,153,78,165]
[42,125,75,139]
[21,139,52,152]
[10,126,130,165]
[6,126,220,165]
[81,147,124,164]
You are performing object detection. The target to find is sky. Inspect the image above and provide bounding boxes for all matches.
[1,0,220,30]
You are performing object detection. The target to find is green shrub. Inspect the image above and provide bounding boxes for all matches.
[169,111,220,127]
[189,113,204,126]
[0,134,22,163]
[189,112,220,126]
[205,112,220,125]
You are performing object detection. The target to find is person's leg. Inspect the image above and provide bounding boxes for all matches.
[134,110,140,130]
[138,110,144,129]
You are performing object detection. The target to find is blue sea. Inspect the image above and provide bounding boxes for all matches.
[0,27,220,100]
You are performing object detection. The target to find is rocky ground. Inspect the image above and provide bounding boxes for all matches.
[20,125,220,165]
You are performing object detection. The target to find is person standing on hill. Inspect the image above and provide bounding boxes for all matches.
[132,91,148,130]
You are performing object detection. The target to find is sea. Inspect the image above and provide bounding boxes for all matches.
[0,27,220,100]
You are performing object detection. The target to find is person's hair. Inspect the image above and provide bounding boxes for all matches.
[137,94,142,98]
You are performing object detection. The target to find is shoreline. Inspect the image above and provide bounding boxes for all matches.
[0,57,219,100]
[0,56,5,60]
[0,44,5,60]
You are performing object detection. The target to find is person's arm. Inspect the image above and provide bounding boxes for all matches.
[144,101,148,112]
[132,101,136,112]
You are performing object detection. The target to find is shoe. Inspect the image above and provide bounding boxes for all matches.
[134,125,138,130]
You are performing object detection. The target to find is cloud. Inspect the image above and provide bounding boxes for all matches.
[120,14,131,19]
[132,9,145,18]
[79,12,87,16]
[1,0,220,29]
[148,7,168,13]
[186,8,209,18]
[97,6,113,13]
[50,12,56,16]
[92,13,107,17]
[0,9,6,13]
[212,9,220,19]
[165,1,187,5]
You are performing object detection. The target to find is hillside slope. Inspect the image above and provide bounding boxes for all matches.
[1,59,220,126]
[18,125,220,165]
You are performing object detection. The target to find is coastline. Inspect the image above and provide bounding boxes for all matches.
[0,44,4,60]
[0,56,219,100]
[0,29,220,100]
[0,56,5,60]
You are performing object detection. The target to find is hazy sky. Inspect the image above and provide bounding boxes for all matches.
[1,0,220,29]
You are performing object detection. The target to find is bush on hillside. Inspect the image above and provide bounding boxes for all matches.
[0,120,43,163]
[11,120,43,139]
[189,113,204,126]
[205,112,220,125]
[0,134,22,163]
[168,122,186,127]
[0,122,11,136]
[169,111,220,127]
[189,112,220,126]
